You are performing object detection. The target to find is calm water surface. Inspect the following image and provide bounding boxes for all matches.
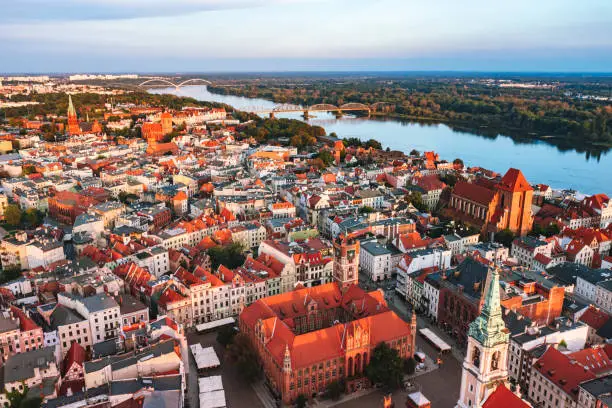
[151,85,612,195]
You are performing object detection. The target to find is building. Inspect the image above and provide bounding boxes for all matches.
[359,240,393,281]
[447,168,533,236]
[2,346,59,402]
[511,236,552,269]
[333,235,360,289]
[578,374,612,408]
[116,293,149,327]
[58,293,121,345]
[528,346,596,408]
[67,95,80,135]
[239,282,416,404]
[457,268,510,408]
[507,318,588,393]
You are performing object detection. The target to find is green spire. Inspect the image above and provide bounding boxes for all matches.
[67,94,77,117]
[468,268,509,347]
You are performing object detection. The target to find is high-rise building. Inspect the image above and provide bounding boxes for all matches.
[457,268,510,408]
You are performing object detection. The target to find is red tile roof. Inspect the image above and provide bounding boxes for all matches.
[63,341,86,376]
[482,384,530,408]
[534,347,596,400]
[497,168,533,192]
[453,181,496,206]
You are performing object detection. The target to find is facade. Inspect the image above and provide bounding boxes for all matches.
[240,283,416,404]
[359,240,393,281]
[333,236,360,289]
[457,268,510,408]
[528,347,596,408]
[58,293,121,345]
[447,168,533,236]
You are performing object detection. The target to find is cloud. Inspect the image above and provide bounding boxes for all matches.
[1,0,325,22]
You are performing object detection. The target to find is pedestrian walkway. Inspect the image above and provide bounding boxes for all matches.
[252,380,277,408]
[314,387,378,408]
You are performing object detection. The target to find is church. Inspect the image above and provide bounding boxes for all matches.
[447,168,534,237]
[66,95,102,135]
[456,268,530,408]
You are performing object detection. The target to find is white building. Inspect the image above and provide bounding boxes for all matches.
[58,292,121,345]
[359,240,393,281]
[395,248,451,301]
[443,232,480,257]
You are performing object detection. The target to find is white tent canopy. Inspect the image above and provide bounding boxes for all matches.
[199,376,223,393]
[199,389,226,408]
[190,344,221,370]
[419,328,452,352]
[196,317,235,333]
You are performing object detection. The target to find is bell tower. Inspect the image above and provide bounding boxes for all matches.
[457,268,509,408]
[333,235,359,290]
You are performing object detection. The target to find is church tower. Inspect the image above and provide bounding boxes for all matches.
[67,94,80,135]
[457,267,509,408]
[160,112,173,136]
[333,235,359,289]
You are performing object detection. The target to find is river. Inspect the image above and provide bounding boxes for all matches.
[150,85,611,195]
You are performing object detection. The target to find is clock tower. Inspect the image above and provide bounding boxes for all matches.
[457,267,509,408]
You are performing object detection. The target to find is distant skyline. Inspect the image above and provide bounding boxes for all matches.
[1,0,611,73]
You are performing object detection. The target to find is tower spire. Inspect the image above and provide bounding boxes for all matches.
[67,94,77,118]
[468,267,508,347]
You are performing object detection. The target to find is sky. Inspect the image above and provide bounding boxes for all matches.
[1,0,611,73]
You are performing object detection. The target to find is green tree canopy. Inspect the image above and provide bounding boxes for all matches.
[317,150,335,167]
[4,204,22,227]
[365,342,404,391]
[225,333,261,383]
[23,208,44,229]
[495,229,516,248]
[208,243,246,270]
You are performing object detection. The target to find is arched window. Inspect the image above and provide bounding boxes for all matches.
[472,347,481,368]
[491,351,500,370]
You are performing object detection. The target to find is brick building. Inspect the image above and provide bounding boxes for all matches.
[240,283,416,404]
[447,168,533,236]
[48,191,99,225]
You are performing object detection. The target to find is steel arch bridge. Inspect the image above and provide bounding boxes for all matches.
[245,102,376,117]
[138,78,213,88]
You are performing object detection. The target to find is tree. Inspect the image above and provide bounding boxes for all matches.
[365,139,382,150]
[23,208,43,229]
[216,325,237,348]
[317,150,335,167]
[325,380,343,401]
[295,394,307,408]
[409,149,420,156]
[225,333,261,383]
[403,357,417,375]
[0,266,23,285]
[21,165,36,176]
[365,342,404,391]
[359,206,375,214]
[453,158,464,167]
[4,204,22,227]
[208,243,246,270]
[6,382,30,408]
[408,191,426,212]
[495,229,515,248]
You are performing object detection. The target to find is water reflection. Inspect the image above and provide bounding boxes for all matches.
[150,85,611,194]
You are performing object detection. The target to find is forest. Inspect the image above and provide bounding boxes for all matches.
[209,76,612,146]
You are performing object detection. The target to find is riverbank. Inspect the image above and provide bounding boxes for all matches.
[207,87,612,154]
[150,85,612,195]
